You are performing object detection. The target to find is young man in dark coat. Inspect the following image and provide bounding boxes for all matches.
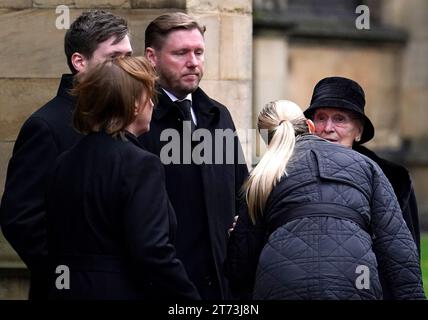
[140,12,249,299]
[0,10,132,300]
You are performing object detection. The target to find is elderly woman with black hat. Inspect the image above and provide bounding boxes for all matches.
[303,76,421,299]
[304,76,420,255]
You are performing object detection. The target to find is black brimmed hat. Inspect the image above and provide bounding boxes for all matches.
[304,76,374,144]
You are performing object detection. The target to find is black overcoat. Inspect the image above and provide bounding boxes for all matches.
[0,75,81,299]
[46,132,200,300]
[139,87,249,299]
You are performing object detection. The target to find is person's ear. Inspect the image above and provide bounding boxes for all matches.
[145,47,157,67]
[354,122,364,142]
[71,52,87,73]
[307,119,316,133]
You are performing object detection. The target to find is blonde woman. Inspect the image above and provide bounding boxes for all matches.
[225,100,425,300]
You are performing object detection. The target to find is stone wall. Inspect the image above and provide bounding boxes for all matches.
[286,41,403,150]
[0,0,253,299]
[252,31,288,158]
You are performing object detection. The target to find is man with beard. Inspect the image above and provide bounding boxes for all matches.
[140,12,248,299]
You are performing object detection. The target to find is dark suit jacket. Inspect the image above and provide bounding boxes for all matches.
[139,87,249,299]
[46,131,200,300]
[0,74,81,299]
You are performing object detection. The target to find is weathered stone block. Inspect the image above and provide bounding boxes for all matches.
[381,0,407,26]
[0,9,72,78]
[130,0,185,9]
[124,11,165,55]
[401,89,428,138]
[253,35,288,118]
[186,0,218,12]
[219,14,252,80]
[402,42,428,88]
[187,0,251,13]
[218,0,251,13]
[75,0,131,8]
[196,13,220,80]
[384,0,428,40]
[33,0,131,8]
[0,78,60,141]
[32,0,76,7]
[0,9,160,78]
[200,79,252,165]
[0,0,32,8]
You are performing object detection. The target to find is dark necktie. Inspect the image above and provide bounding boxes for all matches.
[175,99,195,133]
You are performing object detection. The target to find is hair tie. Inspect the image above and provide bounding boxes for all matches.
[278,120,286,126]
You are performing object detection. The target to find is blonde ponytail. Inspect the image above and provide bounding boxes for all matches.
[245,100,309,224]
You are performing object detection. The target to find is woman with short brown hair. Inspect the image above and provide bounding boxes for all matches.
[46,56,200,300]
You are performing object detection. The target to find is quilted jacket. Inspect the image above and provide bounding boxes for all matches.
[225,134,425,300]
